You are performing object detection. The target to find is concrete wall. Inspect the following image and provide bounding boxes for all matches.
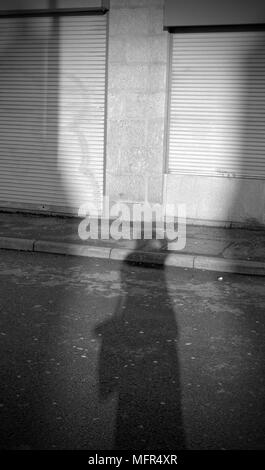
[164,0,265,27]
[105,0,168,206]
[166,175,265,227]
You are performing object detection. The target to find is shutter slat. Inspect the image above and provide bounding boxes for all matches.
[0,15,106,212]
[169,30,265,179]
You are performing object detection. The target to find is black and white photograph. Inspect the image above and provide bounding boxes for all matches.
[0,0,265,464]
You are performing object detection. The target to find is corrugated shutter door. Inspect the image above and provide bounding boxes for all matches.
[168,31,265,178]
[0,14,106,213]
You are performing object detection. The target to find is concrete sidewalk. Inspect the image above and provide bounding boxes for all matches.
[0,211,265,275]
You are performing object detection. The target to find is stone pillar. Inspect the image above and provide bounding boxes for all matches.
[105,0,168,207]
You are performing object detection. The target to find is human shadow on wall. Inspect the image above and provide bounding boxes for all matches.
[95,240,186,451]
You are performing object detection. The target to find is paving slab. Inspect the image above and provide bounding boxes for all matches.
[223,240,265,262]
[168,238,229,256]
[34,241,111,259]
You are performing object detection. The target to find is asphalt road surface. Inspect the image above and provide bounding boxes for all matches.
[0,249,265,450]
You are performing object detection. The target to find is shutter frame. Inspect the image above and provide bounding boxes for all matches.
[168,30,265,180]
[0,14,107,214]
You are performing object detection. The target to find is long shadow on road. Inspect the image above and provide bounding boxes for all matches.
[95,240,186,450]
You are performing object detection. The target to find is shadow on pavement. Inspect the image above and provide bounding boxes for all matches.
[95,239,186,450]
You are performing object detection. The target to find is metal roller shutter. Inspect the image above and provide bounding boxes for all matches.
[168,31,265,179]
[0,14,107,213]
